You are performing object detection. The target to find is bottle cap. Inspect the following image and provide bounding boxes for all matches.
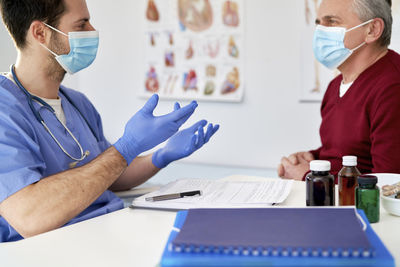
[310,160,331,172]
[357,175,378,186]
[342,156,357,166]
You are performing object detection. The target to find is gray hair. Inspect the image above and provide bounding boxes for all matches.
[352,0,393,47]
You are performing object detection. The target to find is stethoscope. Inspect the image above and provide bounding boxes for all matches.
[11,65,98,168]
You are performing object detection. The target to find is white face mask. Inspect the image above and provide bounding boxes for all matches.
[40,23,99,74]
[312,19,374,70]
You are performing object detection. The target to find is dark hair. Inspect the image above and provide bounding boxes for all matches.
[0,0,66,49]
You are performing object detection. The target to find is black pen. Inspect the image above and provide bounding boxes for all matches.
[145,190,202,202]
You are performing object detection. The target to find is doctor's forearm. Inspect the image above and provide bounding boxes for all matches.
[0,146,127,239]
[109,154,160,192]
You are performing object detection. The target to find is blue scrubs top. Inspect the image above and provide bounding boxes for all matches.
[0,75,123,242]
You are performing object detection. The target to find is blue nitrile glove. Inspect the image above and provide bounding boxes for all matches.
[152,104,220,168]
[114,95,198,165]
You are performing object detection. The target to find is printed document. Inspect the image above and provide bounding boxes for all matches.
[131,178,293,210]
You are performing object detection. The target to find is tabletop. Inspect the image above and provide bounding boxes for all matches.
[0,175,398,267]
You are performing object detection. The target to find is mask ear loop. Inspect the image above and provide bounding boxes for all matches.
[346,19,374,32]
[39,43,59,57]
[345,19,374,52]
[39,23,69,57]
[43,23,68,37]
[350,41,366,52]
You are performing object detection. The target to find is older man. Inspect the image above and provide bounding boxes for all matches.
[279,0,400,182]
[0,0,219,242]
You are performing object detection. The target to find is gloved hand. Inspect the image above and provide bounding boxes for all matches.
[114,95,198,164]
[152,103,220,168]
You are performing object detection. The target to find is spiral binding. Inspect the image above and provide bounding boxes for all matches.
[169,243,374,258]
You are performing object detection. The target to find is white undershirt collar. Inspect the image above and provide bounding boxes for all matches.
[340,81,354,98]
[2,72,67,124]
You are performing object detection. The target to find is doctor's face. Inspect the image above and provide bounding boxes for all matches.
[47,0,96,75]
[316,0,368,51]
[55,0,95,35]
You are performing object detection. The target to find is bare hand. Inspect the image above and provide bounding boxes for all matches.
[286,151,314,165]
[277,151,314,180]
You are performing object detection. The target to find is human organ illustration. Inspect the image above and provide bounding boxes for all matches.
[221,67,240,94]
[146,0,160,22]
[178,0,213,32]
[228,36,239,58]
[186,41,194,59]
[223,0,239,27]
[145,67,160,92]
[183,69,198,91]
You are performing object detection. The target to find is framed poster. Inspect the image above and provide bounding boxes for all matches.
[300,0,337,102]
[142,0,245,102]
[391,0,400,52]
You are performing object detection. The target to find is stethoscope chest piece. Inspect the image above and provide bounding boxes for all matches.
[69,150,90,168]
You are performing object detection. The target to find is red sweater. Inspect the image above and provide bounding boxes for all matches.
[310,50,400,182]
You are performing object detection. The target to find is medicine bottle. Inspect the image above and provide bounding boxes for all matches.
[306,160,335,206]
[356,175,380,223]
[338,156,361,206]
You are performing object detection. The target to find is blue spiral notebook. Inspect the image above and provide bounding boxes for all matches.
[160,208,394,267]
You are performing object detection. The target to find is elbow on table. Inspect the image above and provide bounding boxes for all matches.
[10,212,60,239]
[2,213,34,239]
[14,220,44,239]
[0,203,59,239]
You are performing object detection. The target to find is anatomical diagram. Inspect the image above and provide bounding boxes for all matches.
[305,0,321,93]
[223,0,239,27]
[178,0,213,32]
[146,0,160,22]
[221,67,240,94]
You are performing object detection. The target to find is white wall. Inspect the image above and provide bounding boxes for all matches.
[0,15,16,72]
[77,0,322,169]
[0,0,323,169]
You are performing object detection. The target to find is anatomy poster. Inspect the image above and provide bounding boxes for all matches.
[391,0,400,53]
[300,0,337,102]
[142,0,245,102]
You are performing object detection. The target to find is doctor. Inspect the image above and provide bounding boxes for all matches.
[0,0,219,242]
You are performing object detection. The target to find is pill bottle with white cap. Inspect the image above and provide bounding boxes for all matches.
[306,160,335,206]
[338,156,361,206]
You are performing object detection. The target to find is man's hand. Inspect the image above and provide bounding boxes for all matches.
[110,104,219,191]
[278,151,314,180]
[114,94,198,165]
[152,104,219,168]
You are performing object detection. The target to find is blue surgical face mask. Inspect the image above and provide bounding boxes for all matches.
[40,23,99,74]
[312,19,373,70]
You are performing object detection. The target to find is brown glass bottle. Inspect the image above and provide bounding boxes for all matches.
[306,160,335,206]
[338,156,361,206]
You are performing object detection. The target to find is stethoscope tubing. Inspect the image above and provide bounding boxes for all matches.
[10,65,94,167]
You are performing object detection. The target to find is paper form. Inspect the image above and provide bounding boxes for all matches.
[131,178,293,210]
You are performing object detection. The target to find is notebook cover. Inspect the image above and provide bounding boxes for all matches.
[173,208,371,251]
[160,208,395,267]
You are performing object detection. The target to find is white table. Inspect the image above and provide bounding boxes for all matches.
[0,177,398,267]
